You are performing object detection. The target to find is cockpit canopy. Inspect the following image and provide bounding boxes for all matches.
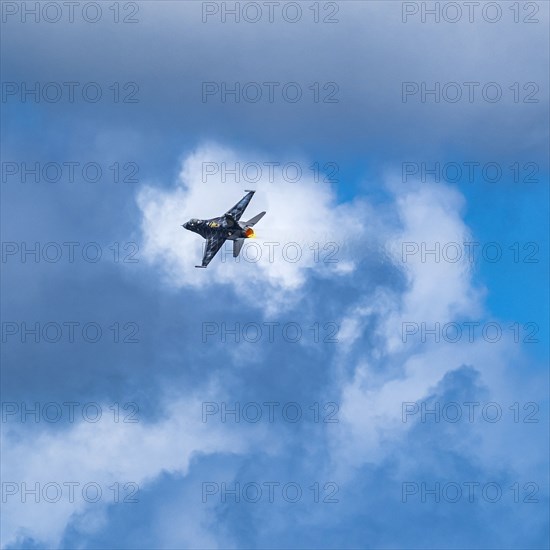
[188,218,200,225]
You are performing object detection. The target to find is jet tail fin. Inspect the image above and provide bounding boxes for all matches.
[233,239,245,258]
[244,211,266,227]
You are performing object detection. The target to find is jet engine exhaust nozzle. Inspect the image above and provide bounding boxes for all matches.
[244,227,255,238]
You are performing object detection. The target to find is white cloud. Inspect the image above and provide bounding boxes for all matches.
[383,178,485,350]
[0,381,271,549]
[329,177,546,481]
[5,157,546,548]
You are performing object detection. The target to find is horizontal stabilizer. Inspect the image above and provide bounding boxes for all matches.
[233,239,245,258]
[244,211,266,227]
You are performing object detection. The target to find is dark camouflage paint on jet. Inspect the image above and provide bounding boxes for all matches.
[182,190,266,268]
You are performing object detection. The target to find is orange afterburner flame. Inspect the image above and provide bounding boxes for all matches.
[245,227,255,238]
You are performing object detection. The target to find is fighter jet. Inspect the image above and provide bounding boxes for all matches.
[182,190,266,268]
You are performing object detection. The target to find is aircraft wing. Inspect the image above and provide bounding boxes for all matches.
[225,190,255,221]
[196,235,226,268]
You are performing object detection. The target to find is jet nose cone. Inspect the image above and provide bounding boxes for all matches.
[182,222,188,229]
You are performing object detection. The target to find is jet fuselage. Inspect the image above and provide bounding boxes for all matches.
[182,216,252,241]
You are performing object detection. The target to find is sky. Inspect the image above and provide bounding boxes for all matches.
[1,1,549,548]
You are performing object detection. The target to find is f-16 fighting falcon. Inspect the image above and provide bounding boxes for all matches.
[182,190,266,268]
